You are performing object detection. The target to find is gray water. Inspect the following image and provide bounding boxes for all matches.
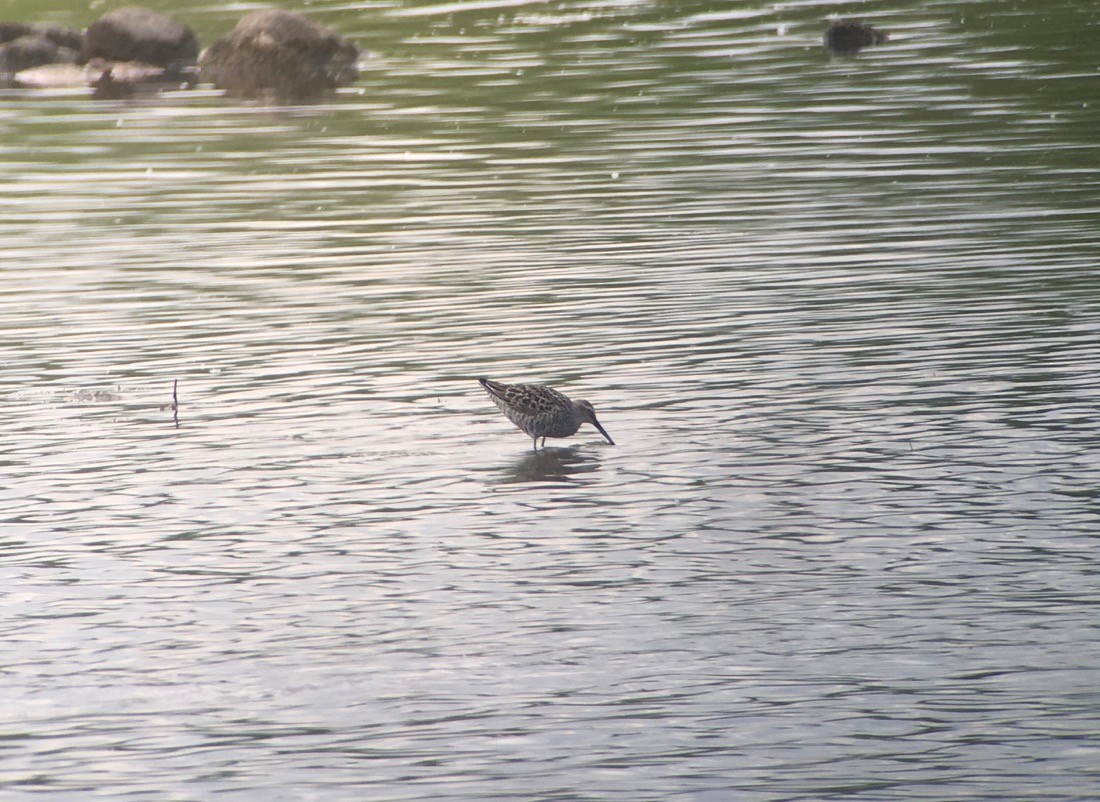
[2,0,1099,799]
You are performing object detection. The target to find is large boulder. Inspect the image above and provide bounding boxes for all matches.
[9,63,85,89]
[199,9,359,103]
[0,34,78,74]
[82,6,198,72]
[0,22,81,75]
[11,58,191,95]
[0,22,82,50]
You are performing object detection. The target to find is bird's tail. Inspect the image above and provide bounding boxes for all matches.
[478,377,508,397]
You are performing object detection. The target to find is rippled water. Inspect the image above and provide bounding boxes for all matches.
[2,0,1099,799]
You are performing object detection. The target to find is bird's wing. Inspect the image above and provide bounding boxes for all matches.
[481,379,566,418]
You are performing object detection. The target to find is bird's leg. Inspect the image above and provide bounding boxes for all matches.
[540,437,546,447]
[532,436,538,450]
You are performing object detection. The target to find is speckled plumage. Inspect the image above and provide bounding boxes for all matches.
[478,377,614,449]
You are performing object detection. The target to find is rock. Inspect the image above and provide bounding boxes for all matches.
[0,21,35,42]
[12,57,194,94]
[824,19,888,55]
[90,67,136,100]
[0,22,82,50]
[0,34,78,74]
[10,62,88,88]
[199,9,359,102]
[82,6,198,72]
[39,24,84,51]
[86,58,177,85]
[0,22,82,76]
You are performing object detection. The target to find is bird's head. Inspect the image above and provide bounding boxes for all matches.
[575,399,614,445]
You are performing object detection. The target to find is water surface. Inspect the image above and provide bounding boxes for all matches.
[1,0,1098,799]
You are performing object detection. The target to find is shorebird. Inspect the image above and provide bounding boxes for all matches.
[478,377,614,449]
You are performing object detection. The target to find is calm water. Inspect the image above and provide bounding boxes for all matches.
[2,0,1098,799]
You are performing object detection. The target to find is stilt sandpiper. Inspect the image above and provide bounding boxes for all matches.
[478,377,614,449]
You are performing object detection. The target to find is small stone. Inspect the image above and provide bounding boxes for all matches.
[824,19,888,55]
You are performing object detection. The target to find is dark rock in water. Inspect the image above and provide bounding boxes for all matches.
[0,34,78,74]
[0,21,35,42]
[83,6,198,72]
[824,19,888,55]
[199,9,359,103]
[90,67,135,100]
[0,22,83,50]
[0,22,82,79]
[40,24,84,52]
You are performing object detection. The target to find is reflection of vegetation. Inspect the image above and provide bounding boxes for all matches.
[6,0,1096,244]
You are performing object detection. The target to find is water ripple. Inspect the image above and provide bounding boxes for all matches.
[2,0,1099,799]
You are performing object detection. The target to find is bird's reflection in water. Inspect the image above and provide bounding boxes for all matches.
[499,446,603,484]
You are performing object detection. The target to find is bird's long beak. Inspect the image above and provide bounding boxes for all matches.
[591,417,615,445]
